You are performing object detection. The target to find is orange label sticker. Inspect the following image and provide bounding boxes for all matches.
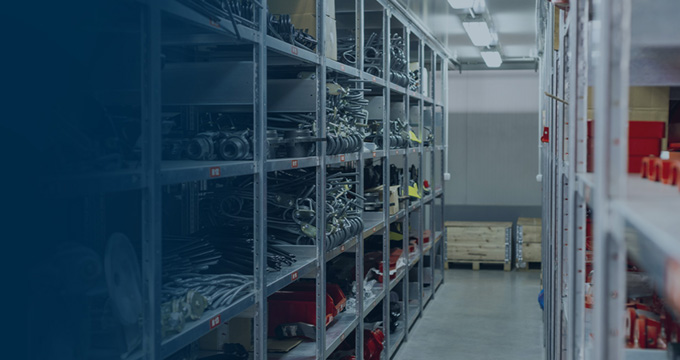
[292,160,299,168]
[291,271,299,281]
[209,315,221,329]
[209,167,221,178]
[665,258,680,314]
[291,46,298,55]
[372,76,376,82]
[373,152,377,157]
[340,64,345,71]
[341,245,345,252]
[340,155,345,162]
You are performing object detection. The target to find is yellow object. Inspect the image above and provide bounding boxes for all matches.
[390,231,403,241]
[409,131,421,143]
[408,184,421,199]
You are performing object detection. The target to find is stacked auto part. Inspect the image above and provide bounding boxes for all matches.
[163,113,256,161]
[367,118,410,150]
[326,83,369,155]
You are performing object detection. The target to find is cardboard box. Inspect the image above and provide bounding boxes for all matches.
[288,14,337,61]
[366,185,401,215]
[267,0,335,19]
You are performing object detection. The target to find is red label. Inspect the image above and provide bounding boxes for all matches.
[291,271,299,281]
[209,167,221,178]
[341,245,345,252]
[340,64,345,71]
[340,155,345,162]
[372,76,376,82]
[292,160,299,168]
[209,315,221,329]
[373,226,377,233]
[373,152,377,158]
[291,46,298,55]
[666,258,680,314]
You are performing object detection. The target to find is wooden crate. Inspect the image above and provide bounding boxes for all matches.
[516,217,542,269]
[445,221,512,268]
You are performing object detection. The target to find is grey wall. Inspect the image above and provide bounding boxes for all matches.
[443,70,541,223]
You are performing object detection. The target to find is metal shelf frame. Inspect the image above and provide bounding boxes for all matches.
[541,1,680,359]
[61,1,451,359]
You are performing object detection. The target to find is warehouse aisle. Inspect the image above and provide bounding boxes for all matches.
[394,269,544,360]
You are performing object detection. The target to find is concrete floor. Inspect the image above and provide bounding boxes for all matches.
[394,269,544,360]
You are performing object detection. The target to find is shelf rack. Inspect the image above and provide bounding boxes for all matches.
[540,0,680,359]
[52,0,452,359]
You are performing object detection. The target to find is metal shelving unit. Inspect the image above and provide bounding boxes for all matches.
[49,0,452,359]
[540,0,680,359]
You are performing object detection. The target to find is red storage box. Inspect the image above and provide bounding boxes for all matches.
[268,289,337,336]
[629,138,661,156]
[588,121,665,139]
[629,121,666,139]
[378,248,403,283]
[629,156,644,174]
[285,281,347,313]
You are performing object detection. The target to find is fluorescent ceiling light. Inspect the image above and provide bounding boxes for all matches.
[462,21,493,46]
[481,51,503,68]
[448,0,475,9]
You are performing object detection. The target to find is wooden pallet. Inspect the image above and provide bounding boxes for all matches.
[446,260,511,271]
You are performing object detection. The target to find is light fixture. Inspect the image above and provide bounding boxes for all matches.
[462,20,493,46]
[448,0,475,9]
[480,50,503,68]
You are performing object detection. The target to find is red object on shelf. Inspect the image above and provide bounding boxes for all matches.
[668,161,680,186]
[670,143,680,151]
[628,156,644,174]
[641,157,656,179]
[629,121,666,139]
[423,229,431,243]
[378,248,403,283]
[268,290,336,336]
[588,120,665,173]
[541,127,550,143]
[364,329,385,360]
[647,158,672,182]
[285,281,347,313]
[629,138,662,156]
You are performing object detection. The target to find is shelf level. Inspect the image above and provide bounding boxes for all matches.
[161,160,255,184]
[363,212,386,239]
[266,245,317,296]
[617,176,680,314]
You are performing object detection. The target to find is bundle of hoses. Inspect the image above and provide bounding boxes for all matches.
[339,32,410,88]
[325,171,364,249]
[163,235,297,277]
[198,170,363,248]
[268,14,318,51]
[326,83,369,155]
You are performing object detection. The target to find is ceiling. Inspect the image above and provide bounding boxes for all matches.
[395,0,538,69]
